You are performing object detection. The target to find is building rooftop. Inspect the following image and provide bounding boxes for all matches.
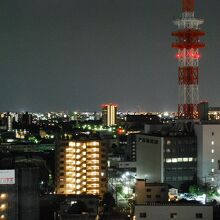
[136,202,212,207]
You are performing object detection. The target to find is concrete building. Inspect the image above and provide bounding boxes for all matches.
[0,168,39,220]
[135,132,197,188]
[135,180,168,204]
[0,170,17,220]
[194,122,220,186]
[55,139,107,198]
[101,104,117,126]
[135,134,162,183]
[134,203,213,220]
[18,168,39,220]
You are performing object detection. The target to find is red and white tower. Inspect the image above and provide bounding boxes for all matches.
[172,0,205,119]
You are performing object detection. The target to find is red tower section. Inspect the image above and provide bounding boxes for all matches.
[172,0,205,119]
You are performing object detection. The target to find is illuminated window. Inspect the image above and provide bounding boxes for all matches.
[69,142,76,147]
[166,148,171,153]
[212,169,214,173]
[0,204,6,210]
[172,158,178,163]
[183,158,188,162]
[166,159,172,163]
[212,159,214,163]
[177,158,183,162]
[211,177,214,182]
[167,140,171,145]
[211,141,214,145]
[211,149,214,154]
[188,158,193,162]
[0,194,7,199]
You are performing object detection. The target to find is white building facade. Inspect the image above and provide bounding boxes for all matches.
[135,204,213,220]
[194,123,220,186]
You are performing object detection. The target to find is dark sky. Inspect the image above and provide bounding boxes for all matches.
[0,0,220,112]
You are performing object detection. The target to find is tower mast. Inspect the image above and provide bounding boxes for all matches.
[172,0,205,119]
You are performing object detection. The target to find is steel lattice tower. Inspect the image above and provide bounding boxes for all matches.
[172,0,205,119]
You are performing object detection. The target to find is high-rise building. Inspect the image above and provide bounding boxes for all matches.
[55,139,107,198]
[101,104,117,126]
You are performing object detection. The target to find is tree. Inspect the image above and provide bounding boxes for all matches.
[102,192,115,213]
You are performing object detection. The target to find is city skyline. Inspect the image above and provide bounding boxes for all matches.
[1,0,220,112]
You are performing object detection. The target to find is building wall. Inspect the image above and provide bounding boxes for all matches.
[136,134,162,182]
[135,204,213,220]
[135,180,168,204]
[135,180,146,204]
[0,184,18,220]
[163,136,197,188]
[0,168,39,220]
[126,134,137,162]
[18,168,39,220]
[55,140,107,198]
[135,133,197,189]
[195,124,220,185]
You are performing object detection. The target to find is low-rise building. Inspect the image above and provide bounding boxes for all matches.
[135,180,168,204]
[134,203,213,220]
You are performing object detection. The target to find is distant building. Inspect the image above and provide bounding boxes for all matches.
[21,112,32,127]
[123,114,161,131]
[55,139,107,198]
[101,104,117,126]
[7,113,13,131]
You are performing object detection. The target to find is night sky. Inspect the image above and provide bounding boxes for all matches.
[0,0,220,112]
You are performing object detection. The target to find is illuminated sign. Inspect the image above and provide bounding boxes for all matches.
[0,170,15,185]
